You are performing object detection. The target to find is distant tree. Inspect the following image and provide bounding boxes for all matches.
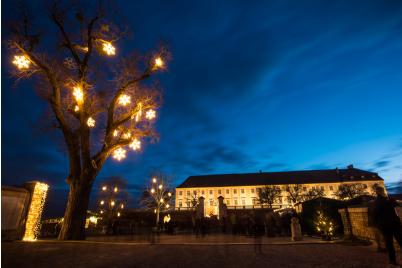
[97,176,128,224]
[303,188,325,201]
[257,186,282,208]
[335,183,368,200]
[141,173,174,227]
[285,184,304,205]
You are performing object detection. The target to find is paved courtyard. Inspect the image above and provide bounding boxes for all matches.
[2,235,393,268]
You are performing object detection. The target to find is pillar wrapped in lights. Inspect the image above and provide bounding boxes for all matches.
[22,182,49,241]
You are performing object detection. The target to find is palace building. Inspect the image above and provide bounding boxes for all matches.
[175,166,385,216]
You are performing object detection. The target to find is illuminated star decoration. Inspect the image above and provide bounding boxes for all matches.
[102,42,116,56]
[118,94,131,106]
[145,109,156,120]
[129,138,141,151]
[154,57,164,69]
[13,55,31,70]
[113,147,126,161]
[122,132,131,139]
[87,117,96,127]
[73,86,84,103]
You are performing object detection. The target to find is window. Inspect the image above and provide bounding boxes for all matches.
[252,198,257,205]
[242,199,246,205]
[226,199,230,206]
[257,188,262,193]
[233,189,237,194]
[209,190,213,195]
[218,189,222,195]
[241,189,245,194]
[187,191,190,196]
[193,190,197,195]
[186,201,191,207]
[363,184,367,189]
[251,188,255,194]
[320,186,324,191]
[209,199,213,206]
[312,186,316,190]
[329,186,333,191]
[179,191,183,196]
[226,189,230,194]
[303,187,307,191]
[201,190,205,195]
[234,199,238,205]
[179,201,182,207]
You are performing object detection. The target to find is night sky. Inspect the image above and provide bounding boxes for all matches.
[2,0,402,217]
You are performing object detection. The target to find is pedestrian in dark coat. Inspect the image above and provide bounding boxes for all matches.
[373,186,402,266]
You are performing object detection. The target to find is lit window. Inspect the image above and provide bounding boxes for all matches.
[209,199,213,206]
[179,201,182,207]
[241,189,245,194]
[193,190,197,195]
[218,189,222,195]
[251,188,255,194]
[226,189,230,194]
[187,191,190,196]
[303,187,307,191]
[226,200,230,205]
[242,199,245,205]
[201,190,205,195]
[234,199,238,206]
[179,191,183,196]
[252,198,257,205]
[321,186,324,191]
[209,190,213,195]
[329,186,333,191]
[233,189,237,194]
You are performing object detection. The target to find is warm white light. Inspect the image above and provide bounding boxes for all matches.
[134,103,143,122]
[122,132,131,139]
[100,210,104,214]
[100,200,105,205]
[152,178,157,183]
[158,184,163,189]
[112,147,126,161]
[151,188,155,194]
[121,204,124,209]
[160,198,164,203]
[165,204,170,208]
[73,86,84,103]
[13,55,31,69]
[111,201,115,206]
[114,187,118,192]
[113,130,119,137]
[129,138,141,151]
[87,117,96,127]
[118,94,131,106]
[168,192,172,197]
[117,212,121,217]
[145,109,156,120]
[154,57,164,69]
[102,186,107,191]
[102,42,116,55]
[89,216,97,224]
[74,105,79,112]
[23,182,49,241]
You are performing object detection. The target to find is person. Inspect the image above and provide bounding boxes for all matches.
[373,186,402,266]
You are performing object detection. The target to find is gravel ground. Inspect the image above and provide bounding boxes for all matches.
[2,239,391,268]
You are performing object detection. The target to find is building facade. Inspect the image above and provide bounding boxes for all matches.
[175,167,385,216]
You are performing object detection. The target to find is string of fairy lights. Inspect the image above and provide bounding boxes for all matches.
[12,40,165,162]
[22,182,49,241]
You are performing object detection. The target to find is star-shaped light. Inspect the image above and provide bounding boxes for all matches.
[122,132,131,139]
[87,117,96,127]
[73,86,84,103]
[102,42,115,56]
[118,94,131,106]
[145,109,156,120]
[154,57,164,69]
[113,147,126,161]
[129,138,141,151]
[12,55,30,69]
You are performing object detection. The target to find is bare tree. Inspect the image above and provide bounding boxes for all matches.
[257,186,281,208]
[335,183,368,200]
[6,1,169,240]
[285,184,304,205]
[303,187,325,201]
[141,174,174,227]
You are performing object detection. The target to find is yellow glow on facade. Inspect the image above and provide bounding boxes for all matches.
[129,138,141,151]
[145,109,156,120]
[102,42,116,56]
[73,86,84,103]
[23,182,49,241]
[112,147,126,161]
[118,94,131,106]
[13,55,31,70]
[87,117,96,127]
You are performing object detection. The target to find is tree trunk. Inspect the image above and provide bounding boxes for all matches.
[58,176,94,240]
[156,207,160,227]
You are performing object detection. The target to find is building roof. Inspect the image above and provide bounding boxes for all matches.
[177,168,383,188]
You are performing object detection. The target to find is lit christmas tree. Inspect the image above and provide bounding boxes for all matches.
[315,210,336,240]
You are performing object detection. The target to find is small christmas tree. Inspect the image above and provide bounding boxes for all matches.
[315,210,335,240]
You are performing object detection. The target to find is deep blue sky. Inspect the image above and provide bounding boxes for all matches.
[2,0,402,216]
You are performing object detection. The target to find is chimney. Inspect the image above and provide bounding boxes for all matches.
[347,164,354,169]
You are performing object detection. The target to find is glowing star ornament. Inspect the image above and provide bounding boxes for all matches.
[145,109,156,120]
[129,138,141,151]
[13,55,31,70]
[87,117,96,127]
[113,147,126,161]
[73,86,84,103]
[102,42,116,56]
[118,94,131,106]
[113,130,119,137]
[122,132,131,139]
[154,57,164,69]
